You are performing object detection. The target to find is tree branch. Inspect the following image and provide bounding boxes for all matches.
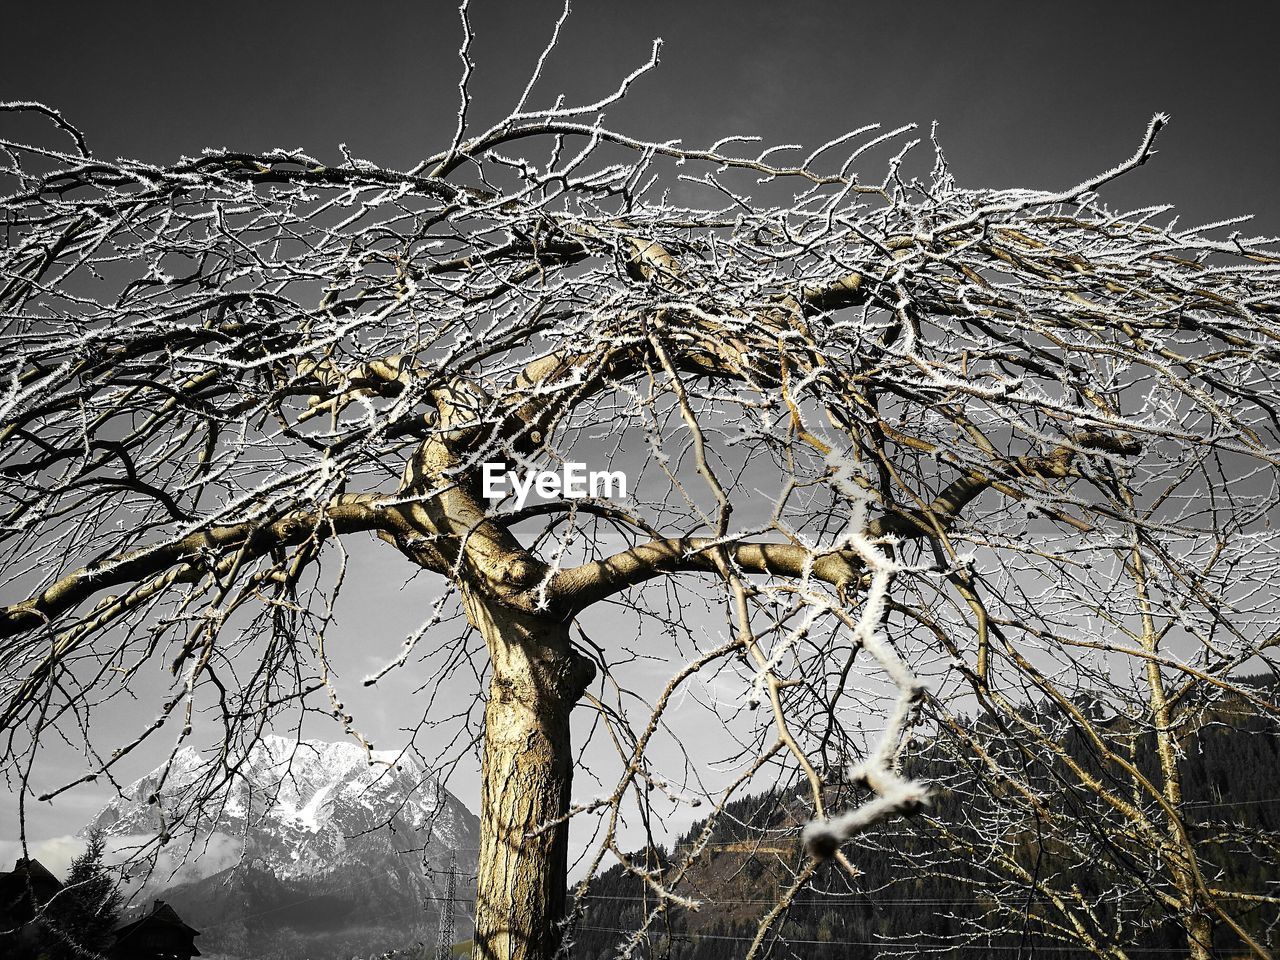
[0,495,391,641]
[554,434,1134,610]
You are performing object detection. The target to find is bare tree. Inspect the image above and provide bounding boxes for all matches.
[3,12,1280,960]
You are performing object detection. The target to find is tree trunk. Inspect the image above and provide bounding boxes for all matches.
[1184,911,1213,960]
[464,592,594,960]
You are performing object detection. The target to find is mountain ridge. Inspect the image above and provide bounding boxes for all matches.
[88,735,478,960]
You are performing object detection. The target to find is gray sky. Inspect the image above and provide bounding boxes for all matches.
[4,0,1279,874]
[5,1,1277,228]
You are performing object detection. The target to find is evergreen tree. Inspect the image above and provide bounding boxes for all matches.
[44,829,122,960]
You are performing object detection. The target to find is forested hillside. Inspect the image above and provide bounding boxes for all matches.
[570,680,1280,959]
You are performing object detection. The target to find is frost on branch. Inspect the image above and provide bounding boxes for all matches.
[3,39,1280,960]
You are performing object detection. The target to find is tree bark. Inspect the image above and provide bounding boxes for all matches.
[465,592,595,960]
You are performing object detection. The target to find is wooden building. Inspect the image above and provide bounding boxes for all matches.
[0,857,64,953]
[2,858,201,960]
[108,899,202,959]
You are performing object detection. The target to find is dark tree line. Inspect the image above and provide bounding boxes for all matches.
[571,680,1280,959]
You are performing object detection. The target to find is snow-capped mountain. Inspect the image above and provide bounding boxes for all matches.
[87,735,478,960]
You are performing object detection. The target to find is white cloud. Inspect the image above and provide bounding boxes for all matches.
[0,835,85,880]
[104,831,244,891]
[0,830,244,892]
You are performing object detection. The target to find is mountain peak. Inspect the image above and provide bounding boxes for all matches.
[86,736,478,959]
[90,736,474,877]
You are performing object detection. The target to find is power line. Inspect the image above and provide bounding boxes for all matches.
[573,924,1196,952]
[575,894,1110,906]
[1183,795,1280,809]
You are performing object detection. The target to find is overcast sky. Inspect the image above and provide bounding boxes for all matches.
[4,0,1279,875]
[6,1,1278,228]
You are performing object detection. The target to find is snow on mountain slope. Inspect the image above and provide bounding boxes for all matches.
[87,736,478,959]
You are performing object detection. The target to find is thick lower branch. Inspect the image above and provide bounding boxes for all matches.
[553,434,1133,610]
[0,495,390,641]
